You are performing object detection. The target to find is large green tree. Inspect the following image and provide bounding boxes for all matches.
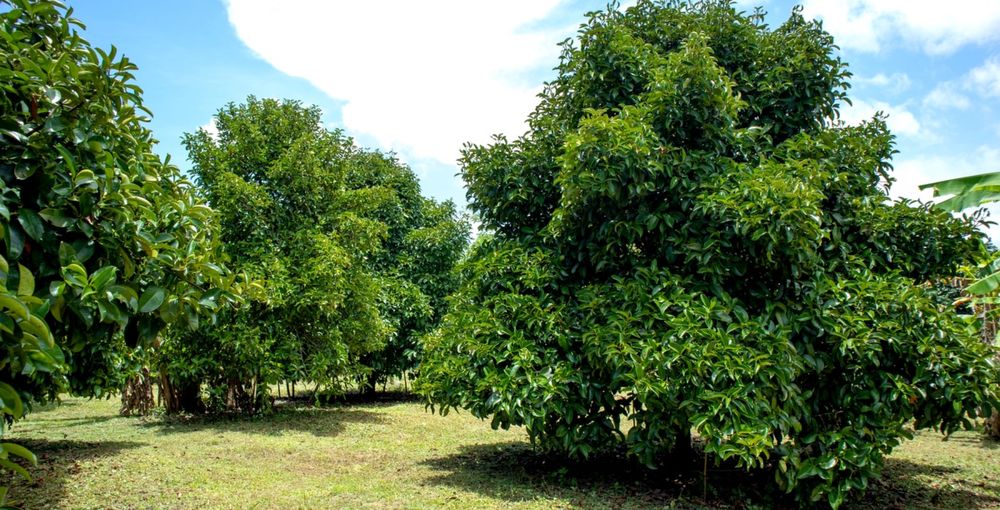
[0,0,243,484]
[418,2,998,507]
[171,97,468,412]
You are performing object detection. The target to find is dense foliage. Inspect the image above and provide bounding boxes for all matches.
[166,97,468,413]
[417,1,999,507]
[0,0,244,482]
[358,193,470,393]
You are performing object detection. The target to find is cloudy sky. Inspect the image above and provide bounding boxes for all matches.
[68,0,1000,212]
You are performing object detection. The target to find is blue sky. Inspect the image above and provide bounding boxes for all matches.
[66,0,1000,216]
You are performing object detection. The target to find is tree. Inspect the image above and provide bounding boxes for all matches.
[417,2,999,507]
[172,97,467,411]
[0,0,243,484]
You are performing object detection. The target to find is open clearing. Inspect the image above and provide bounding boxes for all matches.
[4,396,1000,509]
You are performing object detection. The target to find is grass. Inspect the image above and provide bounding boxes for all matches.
[2,396,999,509]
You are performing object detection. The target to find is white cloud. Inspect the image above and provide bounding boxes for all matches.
[921,57,1000,111]
[733,0,770,8]
[969,57,1000,98]
[923,83,970,110]
[840,98,921,137]
[891,146,1000,240]
[891,146,1000,201]
[224,0,568,170]
[200,118,220,140]
[854,72,911,94]
[802,0,1000,54]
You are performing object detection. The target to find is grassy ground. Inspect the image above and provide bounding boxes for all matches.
[3,396,999,509]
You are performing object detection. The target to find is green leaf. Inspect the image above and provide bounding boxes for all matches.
[0,443,36,465]
[38,208,73,228]
[0,382,24,419]
[6,224,23,259]
[20,314,52,345]
[920,172,1000,212]
[58,242,77,266]
[44,86,61,104]
[16,209,44,241]
[185,306,199,330]
[819,455,838,470]
[0,457,30,481]
[108,285,138,311]
[967,272,1000,295]
[0,295,28,321]
[17,264,34,296]
[61,263,87,289]
[54,144,76,173]
[827,488,845,509]
[138,286,165,313]
[97,300,126,325]
[89,266,117,290]
[74,169,97,189]
[920,171,1000,196]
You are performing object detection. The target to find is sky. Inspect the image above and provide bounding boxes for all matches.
[65,0,1000,220]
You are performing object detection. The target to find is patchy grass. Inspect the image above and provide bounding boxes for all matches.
[3,396,999,509]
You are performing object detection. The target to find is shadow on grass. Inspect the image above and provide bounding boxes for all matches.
[24,399,81,415]
[3,439,142,509]
[421,442,1000,510]
[140,404,386,438]
[25,414,118,427]
[419,441,789,510]
[846,458,1000,510]
[274,390,420,408]
[323,390,421,405]
[943,433,1000,450]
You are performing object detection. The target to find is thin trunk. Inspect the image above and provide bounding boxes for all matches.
[364,372,378,395]
[672,427,694,462]
[159,367,177,413]
[120,368,155,416]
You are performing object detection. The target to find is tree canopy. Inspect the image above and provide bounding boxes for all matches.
[169,97,469,412]
[0,0,244,480]
[417,2,999,507]
[0,0,245,405]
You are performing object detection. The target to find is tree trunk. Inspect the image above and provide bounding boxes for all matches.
[364,372,378,395]
[177,381,203,413]
[986,413,1000,438]
[160,368,203,414]
[224,377,258,414]
[671,427,694,463]
[120,368,155,416]
[159,367,176,413]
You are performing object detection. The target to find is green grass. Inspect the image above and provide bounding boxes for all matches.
[3,396,999,509]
